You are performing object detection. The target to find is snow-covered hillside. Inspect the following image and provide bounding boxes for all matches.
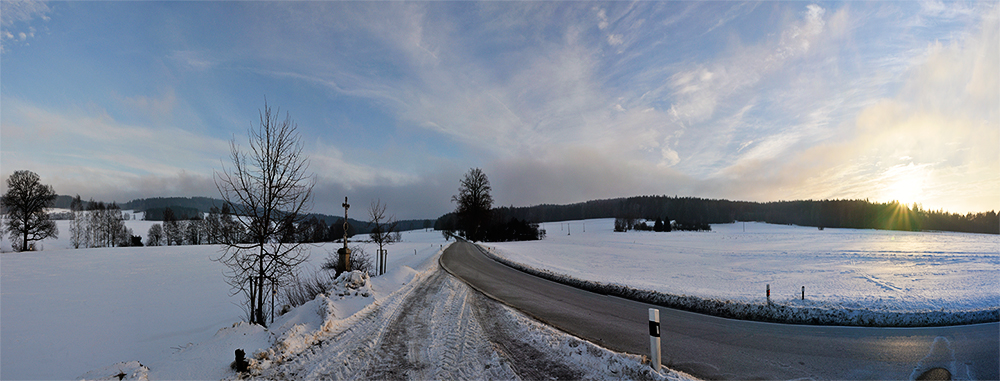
[486,219,1000,326]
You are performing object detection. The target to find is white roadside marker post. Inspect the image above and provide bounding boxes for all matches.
[648,308,661,372]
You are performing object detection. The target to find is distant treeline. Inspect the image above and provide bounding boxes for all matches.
[437,196,998,235]
[122,197,221,214]
[144,206,202,221]
[53,195,434,233]
[434,208,544,242]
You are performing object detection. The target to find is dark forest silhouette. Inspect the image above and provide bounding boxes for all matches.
[437,196,998,235]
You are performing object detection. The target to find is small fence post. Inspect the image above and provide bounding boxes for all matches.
[648,308,661,371]
[802,286,805,300]
[766,284,771,304]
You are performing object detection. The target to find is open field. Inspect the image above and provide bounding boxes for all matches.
[487,219,999,323]
[3,224,680,380]
[0,222,445,380]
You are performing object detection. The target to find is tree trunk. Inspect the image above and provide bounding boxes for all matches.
[257,248,266,327]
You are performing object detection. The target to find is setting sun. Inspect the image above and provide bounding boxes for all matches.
[879,162,929,208]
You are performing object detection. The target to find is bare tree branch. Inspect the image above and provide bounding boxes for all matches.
[368,199,398,276]
[213,99,314,327]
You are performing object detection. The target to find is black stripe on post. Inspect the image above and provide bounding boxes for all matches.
[649,320,660,337]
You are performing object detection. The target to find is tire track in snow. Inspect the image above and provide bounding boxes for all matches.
[364,269,516,380]
[363,270,443,379]
[256,264,667,381]
[470,293,584,380]
[252,266,436,380]
[255,267,517,380]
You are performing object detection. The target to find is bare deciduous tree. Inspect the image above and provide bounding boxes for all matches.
[215,100,314,327]
[2,170,58,252]
[451,168,493,242]
[368,199,398,276]
[162,207,183,246]
[69,195,86,248]
[146,223,164,246]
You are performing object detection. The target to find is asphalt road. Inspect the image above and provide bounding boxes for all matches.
[441,240,1000,380]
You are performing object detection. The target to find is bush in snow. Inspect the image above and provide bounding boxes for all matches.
[282,271,337,309]
[281,269,372,310]
[321,245,373,275]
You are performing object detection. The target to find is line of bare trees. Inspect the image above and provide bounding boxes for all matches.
[67,195,139,248]
[143,204,244,246]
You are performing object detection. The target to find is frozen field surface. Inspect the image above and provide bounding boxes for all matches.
[487,219,999,326]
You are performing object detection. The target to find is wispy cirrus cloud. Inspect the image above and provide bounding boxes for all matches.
[722,5,999,212]
[3,1,994,217]
[0,0,50,52]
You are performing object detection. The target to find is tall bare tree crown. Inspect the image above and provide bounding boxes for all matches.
[2,170,58,251]
[451,168,493,241]
[213,100,315,327]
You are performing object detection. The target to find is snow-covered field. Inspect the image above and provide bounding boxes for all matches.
[486,219,1000,326]
[6,217,994,379]
[0,220,445,380]
[2,220,690,380]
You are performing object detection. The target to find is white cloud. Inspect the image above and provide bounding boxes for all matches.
[607,34,623,46]
[595,8,609,30]
[0,96,430,213]
[15,1,987,216]
[308,140,419,191]
[0,0,50,52]
[169,50,215,71]
[489,147,693,208]
[0,97,229,199]
[705,2,759,34]
[0,0,51,27]
[669,4,829,125]
[117,89,178,120]
[728,6,999,213]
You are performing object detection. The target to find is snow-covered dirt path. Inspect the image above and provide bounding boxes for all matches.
[362,269,516,380]
[253,265,690,381]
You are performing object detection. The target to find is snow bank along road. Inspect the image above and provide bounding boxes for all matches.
[441,241,1000,380]
[255,259,685,380]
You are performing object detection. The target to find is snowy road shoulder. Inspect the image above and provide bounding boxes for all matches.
[254,257,695,381]
[79,236,695,380]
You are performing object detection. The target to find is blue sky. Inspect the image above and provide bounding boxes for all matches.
[1,1,997,219]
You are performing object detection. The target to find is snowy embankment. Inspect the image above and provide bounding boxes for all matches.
[486,219,999,327]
